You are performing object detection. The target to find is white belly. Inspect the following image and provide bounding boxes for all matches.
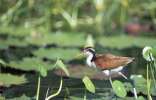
[102,66,124,76]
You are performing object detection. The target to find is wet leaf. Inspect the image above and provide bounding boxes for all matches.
[0,74,27,87]
[136,96,145,100]
[0,26,31,37]
[82,76,95,93]
[8,57,53,71]
[112,80,127,98]
[38,66,47,77]
[8,94,31,100]
[33,48,80,61]
[27,32,86,46]
[0,37,28,49]
[55,59,70,76]
[98,36,156,48]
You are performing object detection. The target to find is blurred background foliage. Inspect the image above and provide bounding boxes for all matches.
[0,0,156,34]
[0,0,156,99]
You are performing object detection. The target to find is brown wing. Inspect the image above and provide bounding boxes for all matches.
[94,54,134,70]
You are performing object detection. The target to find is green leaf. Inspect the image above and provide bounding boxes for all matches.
[0,37,28,49]
[33,48,80,61]
[142,46,154,61]
[38,66,47,77]
[27,32,86,46]
[85,35,94,47]
[151,47,156,57]
[8,57,53,71]
[0,74,27,87]
[0,96,5,100]
[112,80,127,98]
[8,94,31,100]
[136,96,145,100]
[0,59,6,65]
[82,76,95,93]
[98,36,156,48]
[55,59,70,76]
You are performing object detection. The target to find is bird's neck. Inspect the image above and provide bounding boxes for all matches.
[86,53,96,67]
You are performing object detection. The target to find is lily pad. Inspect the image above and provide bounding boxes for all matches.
[8,57,54,71]
[136,96,145,100]
[0,73,27,87]
[98,35,156,48]
[112,80,127,98]
[128,75,156,96]
[0,26,31,37]
[27,32,86,46]
[33,48,80,61]
[0,37,28,49]
[7,94,32,100]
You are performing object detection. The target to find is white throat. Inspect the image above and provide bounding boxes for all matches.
[86,53,96,68]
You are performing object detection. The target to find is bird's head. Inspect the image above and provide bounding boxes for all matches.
[83,47,95,57]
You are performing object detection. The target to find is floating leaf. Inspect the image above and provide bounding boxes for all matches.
[8,57,53,71]
[0,37,28,49]
[0,74,27,87]
[136,96,145,100]
[82,76,95,93]
[98,36,156,48]
[112,80,127,98]
[7,94,32,100]
[127,75,156,96]
[130,75,146,85]
[0,26,31,37]
[33,48,80,61]
[55,59,70,76]
[27,32,86,46]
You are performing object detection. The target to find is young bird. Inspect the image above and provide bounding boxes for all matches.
[83,47,137,99]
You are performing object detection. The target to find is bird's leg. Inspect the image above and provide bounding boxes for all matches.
[117,72,138,99]
[109,76,113,87]
[108,70,113,87]
[118,72,128,80]
[129,79,138,99]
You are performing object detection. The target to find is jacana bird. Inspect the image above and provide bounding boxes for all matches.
[83,47,137,99]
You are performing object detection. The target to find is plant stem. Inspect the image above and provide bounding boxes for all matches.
[45,77,63,100]
[147,64,152,100]
[36,76,41,100]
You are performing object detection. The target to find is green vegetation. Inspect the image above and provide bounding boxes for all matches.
[0,74,26,87]
[0,0,156,100]
[82,76,95,93]
[112,80,127,98]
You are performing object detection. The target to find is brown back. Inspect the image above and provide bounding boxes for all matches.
[94,54,134,70]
